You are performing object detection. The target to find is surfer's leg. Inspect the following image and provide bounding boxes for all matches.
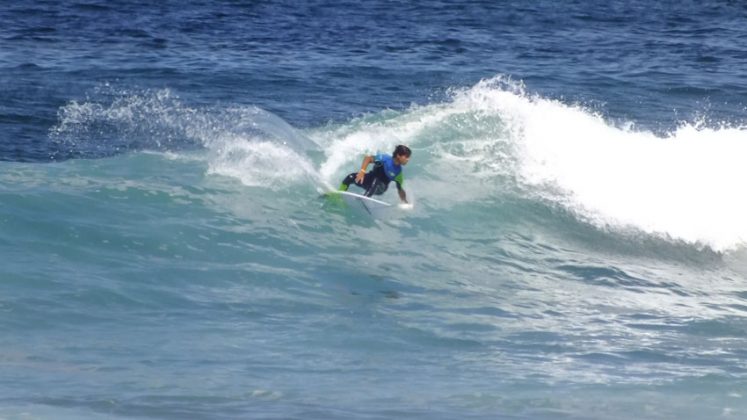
[340,172,373,191]
[365,178,388,197]
[339,173,357,191]
[366,181,388,196]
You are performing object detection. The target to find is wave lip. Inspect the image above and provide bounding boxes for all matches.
[436,76,747,252]
[313,75,747,252]
[511,99,747,253]
[50,79,747,252]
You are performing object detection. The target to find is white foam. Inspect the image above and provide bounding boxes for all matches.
[314,91,516,204]
[454,77,747,252]
[314,115,431,183]
[206,136,317,188]
[316,75,747,251]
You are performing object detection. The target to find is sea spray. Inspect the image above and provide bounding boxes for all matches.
[50,87,322,188]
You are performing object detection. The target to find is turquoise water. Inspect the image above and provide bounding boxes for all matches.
[4,86,747,418]
[3,1,747,419]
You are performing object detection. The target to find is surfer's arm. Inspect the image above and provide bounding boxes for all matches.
[394,173,407,203]
[398,189,408,204]
[396,183,408,204]
[355,155,375,183]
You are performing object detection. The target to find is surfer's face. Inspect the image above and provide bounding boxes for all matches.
[395,154,410,166]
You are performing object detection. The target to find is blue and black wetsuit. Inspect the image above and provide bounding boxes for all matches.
[340,153,404,197]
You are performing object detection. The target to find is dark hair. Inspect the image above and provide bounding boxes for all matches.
[393,144,411,157]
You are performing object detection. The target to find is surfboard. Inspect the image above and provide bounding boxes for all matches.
[324,190,392,216]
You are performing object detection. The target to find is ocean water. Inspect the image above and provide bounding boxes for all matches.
[2,1,747,419]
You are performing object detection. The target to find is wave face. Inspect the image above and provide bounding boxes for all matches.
[314,77,747,252]
[50,79,747,252]
[3,78,747,419]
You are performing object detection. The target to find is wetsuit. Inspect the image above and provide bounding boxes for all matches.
[340,153,404,197]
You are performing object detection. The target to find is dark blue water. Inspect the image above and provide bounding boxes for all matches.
[4,0,747,161]
[3,1,747,419]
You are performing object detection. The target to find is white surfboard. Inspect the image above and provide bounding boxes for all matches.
[325,190,392,216]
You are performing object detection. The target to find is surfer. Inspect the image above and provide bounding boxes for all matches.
[339,145,411,204]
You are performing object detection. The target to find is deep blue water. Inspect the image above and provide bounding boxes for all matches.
[3,1,747,419]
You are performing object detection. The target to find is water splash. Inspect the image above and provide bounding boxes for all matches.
[50,86,320,188]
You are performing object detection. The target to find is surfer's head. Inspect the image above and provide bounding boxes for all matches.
[393,145,411,165]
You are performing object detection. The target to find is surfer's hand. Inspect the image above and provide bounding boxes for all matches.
[355,170,366,184]
[398,189,408,204]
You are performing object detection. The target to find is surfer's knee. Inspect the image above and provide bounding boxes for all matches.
[342,173,356,186]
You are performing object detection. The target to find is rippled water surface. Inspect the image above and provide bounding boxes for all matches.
[2,1,747,419]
